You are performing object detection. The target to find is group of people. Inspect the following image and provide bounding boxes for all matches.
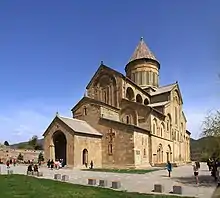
[27,163,39,173]
[166,161,201,185]
[47,159,64,170]
[6,159,17,168]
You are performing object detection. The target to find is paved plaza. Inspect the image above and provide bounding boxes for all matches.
[0,163,217,198]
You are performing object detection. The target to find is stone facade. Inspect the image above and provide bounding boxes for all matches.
[43,37,191,168]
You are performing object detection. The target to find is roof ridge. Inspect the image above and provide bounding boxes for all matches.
[158,82,177,88]
[58,115,86,123]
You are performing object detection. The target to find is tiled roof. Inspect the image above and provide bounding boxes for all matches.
[150,83,176,96]
[128,37,159,64]
[57,115,102,136]
[148,101,169,107]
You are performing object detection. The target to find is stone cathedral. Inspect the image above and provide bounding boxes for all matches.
[43,38,191,168]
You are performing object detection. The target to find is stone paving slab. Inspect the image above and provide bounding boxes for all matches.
[0,163,216,198]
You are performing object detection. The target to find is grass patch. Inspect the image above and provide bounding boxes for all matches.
[82,168,161,174]
[0,174,193,198]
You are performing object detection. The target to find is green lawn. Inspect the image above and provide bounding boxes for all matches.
[0,175,193,198]
[82,168,162,174]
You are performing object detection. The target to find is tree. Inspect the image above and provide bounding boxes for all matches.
[201,110,220,159]
[202,110,220,137]
[28,135,38,148]
[17,153,23,161]
[38,152,44,162]
[4,141,9,146]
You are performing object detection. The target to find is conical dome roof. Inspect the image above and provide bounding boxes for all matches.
[128,37,159,64]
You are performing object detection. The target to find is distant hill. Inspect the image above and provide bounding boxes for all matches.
[190,136,220,161]
[10,139,44,150]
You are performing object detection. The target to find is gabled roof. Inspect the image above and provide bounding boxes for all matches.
[86,63,123,89]
[71,96,120,112]
[150,82,183,104]
[43,115,102,137]
[128,37,159,65]
[150,83,177,96]
[58,116,102,136]
[148,101,169,108]
[85,63,151,98]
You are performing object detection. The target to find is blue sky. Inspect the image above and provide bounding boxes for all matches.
[0,0,219,143]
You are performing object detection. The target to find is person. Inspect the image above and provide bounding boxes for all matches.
[50,159,54,170]
[212,159,218,181]
[193,162,199,185]
[6,160,10,169]
[27,164,33,174]
[47,159,51,168]
[90,160,93,169]
[195,161,200,169]
[13,159,16,167]
[33,164,38,172]
[207,159,211,171]
[166,161,172,177]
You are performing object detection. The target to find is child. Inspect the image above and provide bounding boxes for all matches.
[193,162,199,185]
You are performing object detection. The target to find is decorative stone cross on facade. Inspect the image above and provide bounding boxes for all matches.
[106,128,115,143]
[106,128,115,155]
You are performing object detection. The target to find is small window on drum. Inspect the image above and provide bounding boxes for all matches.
[126,115,130,124]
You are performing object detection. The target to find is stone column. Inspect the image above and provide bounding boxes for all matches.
[49,144,55,161]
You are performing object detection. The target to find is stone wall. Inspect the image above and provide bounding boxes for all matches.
[73,103,135,168]
[73,134,102,168]
[0,147,42,163]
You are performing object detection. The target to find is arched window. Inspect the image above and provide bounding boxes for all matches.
[103,91,107,103]
[143,149,146,157]
[144,98,149,105]
[160,123,165,138]
[126,87,135,101]
[83,107,87,115]
[136,94,143,103]
[126,115,130,124]
[152,119,157,134]
[175,107,178,124]
[82,149,88,165]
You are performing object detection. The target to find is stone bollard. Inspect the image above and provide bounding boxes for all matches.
[37,172,43,177]
[61,175,69,182]
[173,185,182,195]
[7,170,13,175]
[99,179,108,187]
[88,178,96,185]
[111,181,121,189]
[154,184,164,193]
[54,174,61,180]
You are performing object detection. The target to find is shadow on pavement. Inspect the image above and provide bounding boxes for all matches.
[172,175,217,187]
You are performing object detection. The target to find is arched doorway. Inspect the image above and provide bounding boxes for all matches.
[166,145,172,162]
[157,144,163,163]
[82,149,88,165]
[53,131,67,166]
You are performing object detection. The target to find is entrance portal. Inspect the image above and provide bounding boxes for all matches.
[82,149,88,165]
[53,131,67,166]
